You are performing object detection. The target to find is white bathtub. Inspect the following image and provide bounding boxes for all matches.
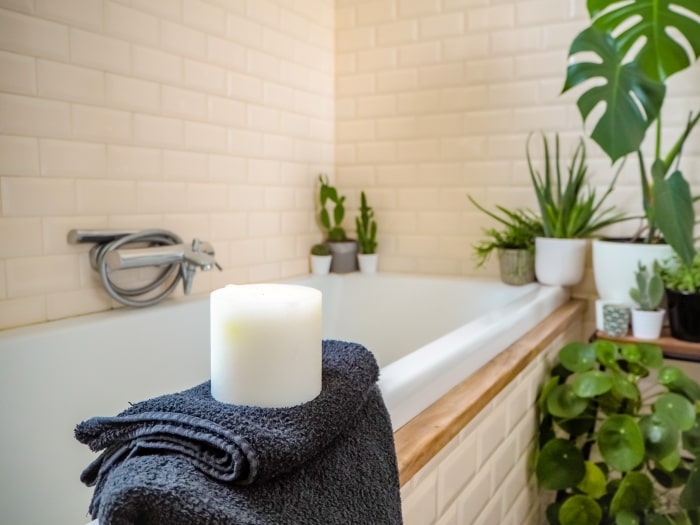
[0,272,567,525]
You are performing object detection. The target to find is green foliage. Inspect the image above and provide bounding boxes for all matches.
[355,191,378,254]
[630,261,665,311]
[561,0,699,263]
[537,340,700,524]
[468,195,544,267]
[660,253,700,294]
[310,243,330,256]
[526,132,627,238]
[317,174,347,242]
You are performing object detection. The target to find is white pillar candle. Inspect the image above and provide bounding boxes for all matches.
[210,283,323,407]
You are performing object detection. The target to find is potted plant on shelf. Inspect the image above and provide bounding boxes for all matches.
[527,132,627,286]
[561,0,699,302]
[309,243,332,276]
[629,261,665,340]
[468,195,543,285]
[355,191,379,274]
[317,174,357,273]
[660,253,700,342]
[536,339,700,525]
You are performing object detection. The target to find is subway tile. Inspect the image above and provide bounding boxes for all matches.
[397,138,439,162]
[186,182,229,212]
[185,122,228,153]
[39,139,107,178]
[398,0,440,18]
[280,62,310,90]
[0,93,71,138]
[108,145,161,179]
[397,91,440,114]
[515,51,566,79]
[247,0,279,28]
[1,176,75,216]
[0,50,36,95]
[37,60,105,105]
[0,296,46,330]
[356,142,396,163]
[517,0,571,25]
[183,0,226,35]
[35,0,103,32]
[247,50,280,82]
[0,217,42,258]
[263,82,296,112]
[130,0,183,20]
[357,94,396,117]
[420,13,464,39]
[466,56,515,83]
[136,181,186,213]
[436,433,478,515]
[228,129,263,157]
[161,85,208,120]
[162,150,208,180]
[490,438,518,494]
[279,112,310,138]
[262,28,296,61]
[105,2,159,46]
[464,109,512,134]
[208,154,247,183]
[227,72,263,102]
[42,215,109,254]
[228,185,265,211]
[6,254,81,297]
[226,13,263,48]
[133,114,184,147]
[46,288,112,321]
[335,5,355,30]
[377,19,417,45]
[443,34,490,62]
[0,135,39,176]
[417,114,463,137]
[0,9,69,61]
[336,52,356,76]
[307,71,334,96]
[281,8,314,41]
[247,105,279,132]
[71,105,132,143]
[264,134,295,160]
[376,116,417,140]
[132,46,182,84]
[76,179,137,214]
[0,0,34,14]
[357,0,396,26]
[336,74,375,96]
[0,260,5,299]
[247,211,280,237]
[418,63,464,88]
[265,236,297,260]
[162,213,211,244]
[456,468,490,524]
[402,471,437,525]
[208,96,245,127]
[491,27,542,55]
[207,36,247,71]
[264,186,296,209]
[474,494,503,525]
[377,69,417,93]
[513,106,568,131]
[440,86,488,111]
[70,29,131,74]
[294,41,333,73]
[467,4,515,31]
[398,42,441,67]
[246,158,279,184]
[106,74,160,112]
[337,27,375,52]
[308,118,332,141]
[161,20,207,59]
[210,212,247,240]
[357,47,396,72]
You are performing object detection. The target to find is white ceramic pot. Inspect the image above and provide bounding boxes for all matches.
[631,309,665,340]
[357,253,378,273]
[535,237,588,286]
[310,254,332,275]
[592,239,674,302]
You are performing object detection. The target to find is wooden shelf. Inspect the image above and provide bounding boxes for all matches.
[594,328,700,362]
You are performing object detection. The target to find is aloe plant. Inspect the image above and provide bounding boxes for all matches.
[630,261,665,311]
[561,0,700,266]
[537,340,700,524]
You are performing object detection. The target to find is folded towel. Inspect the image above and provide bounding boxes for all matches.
[76,340,403,525]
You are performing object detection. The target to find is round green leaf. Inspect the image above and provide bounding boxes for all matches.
[658,366,700,401]
[597,415,645,472]
[637,343,663,368]
[639,413,679,460]
[573,370,614,398]
[680,465,700,510]
[559,342,597,372]
[577,461,607,499]
[537,438,586,490]
[615,510,640,525]
[547,384,589,418]
[612,374,639,400]
[594,340,620,370]
[682,414,700,456]
[559,494,602,525]
[538,376,560,414]
[610,472,653,515]
[654,393,696,431]
[621,343,641,363]
[657,449,681,472]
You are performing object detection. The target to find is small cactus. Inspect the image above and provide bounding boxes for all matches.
[629,261,664,311]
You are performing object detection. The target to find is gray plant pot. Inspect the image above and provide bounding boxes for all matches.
[498,248,535,286]
[328,240,358,273]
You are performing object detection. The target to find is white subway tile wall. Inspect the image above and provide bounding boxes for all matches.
[0,0,334,329]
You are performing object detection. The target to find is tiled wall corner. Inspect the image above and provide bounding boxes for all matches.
[0,0,335,329]
[400,318,583,524]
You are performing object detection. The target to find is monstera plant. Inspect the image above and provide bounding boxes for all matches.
[536,340,700,524]
[562,0,700,267]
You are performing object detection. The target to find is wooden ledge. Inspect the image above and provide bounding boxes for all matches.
[394,299,586,486]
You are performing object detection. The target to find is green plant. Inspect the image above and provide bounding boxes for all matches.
[468,195,543,267]
[536,340,700,525]
[527,132,627,238]
[355,191,378,255]
[310,243,331,256]
[661,253,700,294]
[630,261,665,311]
[561,0,699,266]
[317,174,347,242]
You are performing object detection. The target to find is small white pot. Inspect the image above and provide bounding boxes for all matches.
[535,237,588,286]
[631,309,665,340]
[310,254,332,275]
[357,253,378,273]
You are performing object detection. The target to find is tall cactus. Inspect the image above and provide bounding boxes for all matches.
[356,191,377,254]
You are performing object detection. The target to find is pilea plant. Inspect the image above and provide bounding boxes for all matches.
[536,339,700,525]
[318,174,347,242]
[355,191,378,255]
[630,262,665,311]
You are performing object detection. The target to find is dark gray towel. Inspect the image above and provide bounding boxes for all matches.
[75,340,403,525]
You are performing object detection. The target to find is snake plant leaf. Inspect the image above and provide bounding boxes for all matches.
[587,0,700,83]
[547,384,589,418]
[654,393,696,432]
[577,461,608,499]
[559,342,597,372]
[651,165,697,268]
[682,414,700,456]
[562,26,665,163]
[594,340,621,370]
[615,510,640,525]
[598,414,645,472]
[558,494,603,525]
[658,366,700,401]
[573,370,614,398]
[636,342,664,369]
[537,438,586,490]
[639,413,680,460]
[610,472,654,515]
[680,465,700,510]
